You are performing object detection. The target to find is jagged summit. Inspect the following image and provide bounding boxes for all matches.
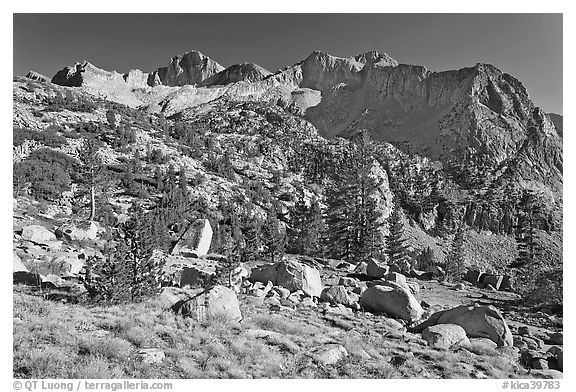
[25,70,50,83]
[147,50,225,87]
[200,63,271,86]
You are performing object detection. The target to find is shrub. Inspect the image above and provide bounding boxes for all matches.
[13,148,76,200]
[13,127,67,148]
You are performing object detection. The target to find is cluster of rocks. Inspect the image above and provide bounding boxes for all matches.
[512,326,563,372]
[463,270,514,291]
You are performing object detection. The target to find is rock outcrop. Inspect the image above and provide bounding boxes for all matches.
[249,258,323,297]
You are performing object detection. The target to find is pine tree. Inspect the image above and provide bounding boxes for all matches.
[324,130,383,263]
[239,204,262,264]
[76,138,108,221]
[262,201,285,262]
[84,204,165,304]
[444,224,466,282]
[385,201,410,269]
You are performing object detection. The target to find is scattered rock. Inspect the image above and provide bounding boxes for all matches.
[310,344,348,365]
[518,325,534,336]
[138,348,165,364]
[529,369,563,379]
[338,277,358,287]
[359,284,424,322]
[422,324,471,349]
[272,286,291,299]
[414,304,513,347]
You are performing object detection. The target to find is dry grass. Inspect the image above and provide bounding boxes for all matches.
[14,286,527,379]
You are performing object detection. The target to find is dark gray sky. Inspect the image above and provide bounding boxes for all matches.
[13,13,562,114]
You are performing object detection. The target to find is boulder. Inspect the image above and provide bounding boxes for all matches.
[13,253,28,273]
[422,324,471,349]
[249,258,322,297]
[171,218,213,257]
[499,275,514,291]
[179,267,213,288]
[414,304,513,347]
[14,271,43,286]
[338,277,358,287]
[310,344,348,365]
[464,270,481,285]
[548,332,563,345]
[354,261,368,274]
[482,275,503,290]
[321,285,354,307]
[360,284,424,322]
[137,348,165,364]
[272,286,291,299]
[171,285,242,323]
[21,225,56,244]
[385,272,407,285]
[366,258,388,278]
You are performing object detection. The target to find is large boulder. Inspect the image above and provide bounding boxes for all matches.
[171,285,242,323]
[21,225,56,244]
[359,284,424,322]
[171,218,213,257]
[249,258,323,297]
[422,324,470,349]
[414,304,513,347]
[464,270,481,285]
[366,258,389,278]
[13,253,28,273]
[482,275,504,290]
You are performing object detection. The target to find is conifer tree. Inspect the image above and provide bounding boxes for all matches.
[385,201,410,269]
[444,223,466,282]
[324,130,383,263]
[84,204,165,304]
[76,138,108,221]
[262,201,286,262]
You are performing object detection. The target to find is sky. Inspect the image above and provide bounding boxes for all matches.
[13,13,563,114]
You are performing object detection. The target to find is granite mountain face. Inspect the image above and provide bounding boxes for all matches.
[48,50,562,200]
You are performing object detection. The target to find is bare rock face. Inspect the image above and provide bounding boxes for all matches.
[414,304,514,347]
[200,63,271,86]
[148,51,225,87]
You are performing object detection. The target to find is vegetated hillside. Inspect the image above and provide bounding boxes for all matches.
[13,70,562,290]
[12,48,563,379]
